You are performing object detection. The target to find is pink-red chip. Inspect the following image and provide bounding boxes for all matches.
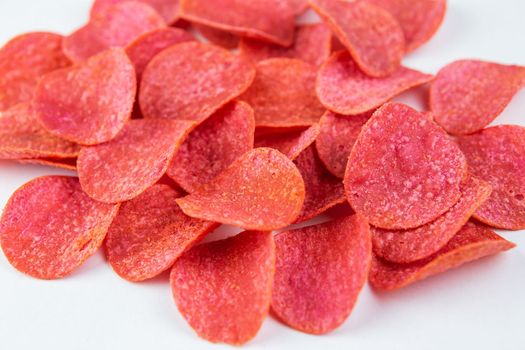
[171,231,275,345]
[280,0,309,15]
[240,58,325,128]
[317,51,433,115]
[91,0,180,24]
[176,148,305,230]
[34,48,136,145]
[78,118,195,203]
[194,24,240,49]
[309,0,405,77]
[18,158,77,171]
[106,184,218,282]
[0,176,119,280]
[430,60,525,135]
[240,23,332,67]
[255,124,320,160]
[140,42,255,122]
[272,214,371,334]
[345,103,467,230]
[369,221,516,291]
[457,125,525,230]
[167,101,255,193]
[0,32,70,111]
[372,176,493,264]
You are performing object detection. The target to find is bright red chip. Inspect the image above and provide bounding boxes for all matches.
[167,101,255,193]
[0,176,119,280]
[372,176,493,264]
[171,231,275,345]
[0,32,70,111]
[344,103,467,230]
[176,148,305,230]
[430,60,525,135]
[240,58,325,128]
[309,0,405,77]
[316,51,433,115]
[194,24,240,49]
[255,124,320,160]
[18,158,77,171]
[272,214,371,334]
[78,118,195,203]
[369,221,516,291]
[106,184,218,282]
[34,48,136,145]
[457,125,525,230]
[280,0,308,15]
[91,0,180,24]
[139,41,255,123]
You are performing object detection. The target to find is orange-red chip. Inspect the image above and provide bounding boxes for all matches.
[18,158,77,171]
[255,124,320,160]
[91,0,180,24]
[170,231,275,345]
[194,24,240,49]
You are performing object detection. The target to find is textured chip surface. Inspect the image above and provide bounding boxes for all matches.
[91,0,180,24]
[18,158,77,171]
[255,124,320,160]
[194,24,240,49]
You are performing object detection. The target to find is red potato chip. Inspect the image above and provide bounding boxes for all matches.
[369,221,516,291]
[106,184,218,282]
[0,32,70,111]
[91,0,180,24]
[176,148,305,230]
[344,102,467,230]
[457,125,525,230]
[0,176,119,280]
[170,231,275,345]
[254,124,320,160]
[309,0,405,77]
[194,24,240,49]
[316,51,433,115]
[272,214,371,334]
[78,118,195,203]
[240,58,325,128]
[240,23,332,67]
[430,60,525,135]
[372,176,492,264]
[18,158,77,171]
[167,101,255,193]
[34,48,136,145]
[139,42,255,122]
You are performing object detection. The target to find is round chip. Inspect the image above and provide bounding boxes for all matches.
[78,118,195,203]
[344,102,467,230]
[194,24,240,49]
[171,231,275,345]
[0,176,119,280]
[176,148,305,230]
[18,158,77,171]
[255,124,320,160]
[272,214,371,334]
[139,42,255,122]
[91,0,180,24]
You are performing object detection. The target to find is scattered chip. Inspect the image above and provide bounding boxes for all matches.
[255,124,320,160]
[18,158,77,171]
[91,0,180,24]
[194,24,240,49]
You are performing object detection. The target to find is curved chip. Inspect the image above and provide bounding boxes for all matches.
[240,58,325,128]
[0,32,70,111]
[0,176,119,280]
[18,158,77,171]
[176,148,305,230]
[344,102,467,230]
[106,184,218,282]
[317,51,433,115]
[167,101,255,193]
[91,0,180,24]
[194,24,240,49]
[255,124,320,160]
[309,0,405,77]
[430,60,525,135]
[457,125,525,230]
[78,118,195,203]
[140,42,255,122]
[171,231,275,345]
[272,214,371,334]
[369,221,516,291]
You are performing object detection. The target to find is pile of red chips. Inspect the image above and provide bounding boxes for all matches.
[0,0,524,345]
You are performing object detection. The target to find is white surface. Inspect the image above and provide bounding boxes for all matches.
[1,1,525,349]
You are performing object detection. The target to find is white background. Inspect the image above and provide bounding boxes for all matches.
[1,1,525,349]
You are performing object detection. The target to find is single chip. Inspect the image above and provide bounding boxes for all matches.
[176,148,305,230]
[272,214,371,334]
[18,158,77,171]
[140,42,255,122]
[0,176,119,279]
[317,51,433,115]
[194,24,240,49]
[171,231,275,345]
[91,0,180,24]
[344,102,467,230]
[167,101,255,193]
[309,0,405,77]
[0,32,70,111]
[369,221,516,291]
[78,118,195,203]
[255,124,320,160]
[430,60,525,135]
[457,125,525,230]
[240,58,325,128]
[372,176,492,264]
[240,23,332,67]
